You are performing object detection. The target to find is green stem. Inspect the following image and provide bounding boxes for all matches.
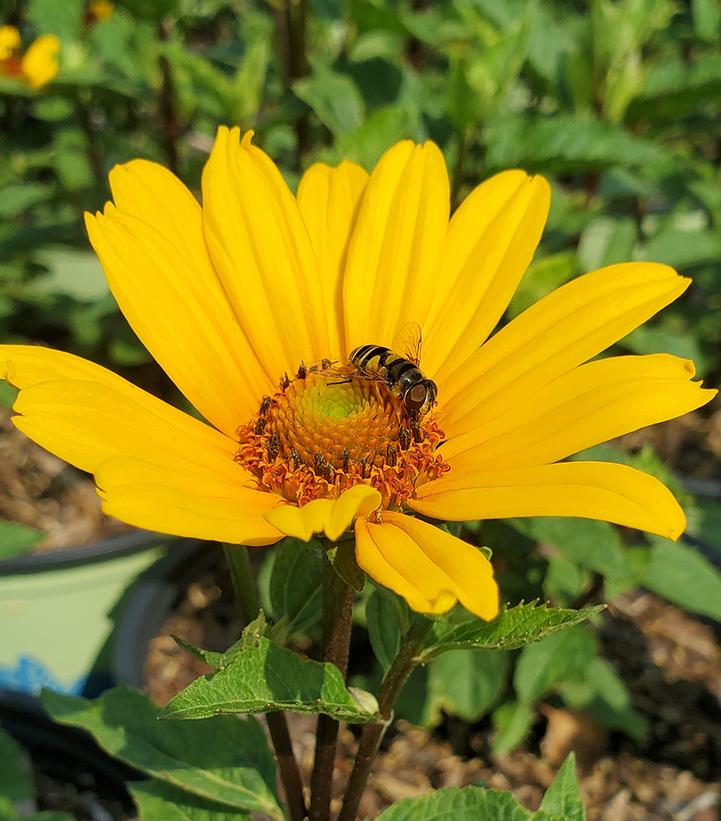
[337,617,432,821]
[309,553,355,821]
[222,544,307,821]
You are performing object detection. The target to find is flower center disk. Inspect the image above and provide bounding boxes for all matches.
[236,364,449,508]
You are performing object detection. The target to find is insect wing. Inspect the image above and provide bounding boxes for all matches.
[392,321,423,365]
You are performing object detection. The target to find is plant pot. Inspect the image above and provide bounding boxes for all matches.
[111,539,214,690]
[0,687,139,819]
[0,530,174,696]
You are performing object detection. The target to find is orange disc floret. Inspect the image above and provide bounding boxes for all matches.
[235,365,449,508]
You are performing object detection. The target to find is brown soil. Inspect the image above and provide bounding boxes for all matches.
[143,559,721,820]
[0,410,129,552]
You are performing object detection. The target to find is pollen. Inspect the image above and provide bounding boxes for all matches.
[235,365,450,508]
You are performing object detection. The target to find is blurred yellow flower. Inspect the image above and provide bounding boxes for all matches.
[86,0,114,24]
[1,129,716,620]
[0,25,59,89]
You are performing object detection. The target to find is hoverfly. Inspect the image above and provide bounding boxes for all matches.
[346,322,438,418]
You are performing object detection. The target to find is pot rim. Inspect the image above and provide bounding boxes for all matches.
[0,528,167,575]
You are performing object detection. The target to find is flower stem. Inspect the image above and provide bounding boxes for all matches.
[222,544,307,821]
[338,616,432,821]
[309,552,355,821]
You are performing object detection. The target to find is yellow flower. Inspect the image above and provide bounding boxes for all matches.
[1,128,715,621]
[0,26,59,89]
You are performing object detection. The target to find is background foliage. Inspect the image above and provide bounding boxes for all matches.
[2,0,720,764]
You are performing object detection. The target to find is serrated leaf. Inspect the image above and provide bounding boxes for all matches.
[269,538,323,638]
[376,785,532,820]
[0,728,34,803]
[419,601,604,662]
[514,625,597,703]
[41,686,281,819]
[130,779,250,820]
[159,635,379,723]
[539,753,586,821]
[0,522,44,561]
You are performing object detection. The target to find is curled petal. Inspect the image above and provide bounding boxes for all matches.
[355,512,499,620]
[265,485,381,542]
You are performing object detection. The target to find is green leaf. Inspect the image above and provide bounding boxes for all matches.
[0,184,53,219]
[333,105,412,168]
[486,113,670,174]
[509,518,632,587]
[508,252,577,319]
[623,321,710,377]
[375,785,536,820]
[27,0,84,42]
[628,55,721,120]
[326,540,366,592]
[642,539,721,622]
[159,634,379,723]
[563,657,647,740]
[492,700,535,755]
[269,538,323,638]
[130,779,250,820]
[424,649,508,725]
[639,226,721,270]
[539,753,586,821]
[366,588,407,673]
[514,625,597,704]
[294,64,365,137]
[0,728,34,803]
[0,522,44,561]
[576,216,637,272]
[420,601,604,662]
[41,686,282,819]
[31,248,109,301]
[692,0,721,43]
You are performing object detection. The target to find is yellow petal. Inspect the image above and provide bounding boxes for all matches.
[354,512,499,620]
[202,127,327,379]
[0,26,20,60]
[410,461,686,540]
[88,159,272,435]
[1,344,243,478]
[21,34,60,88]
[438,262,690,439]
[96,457,282,546]
[265,485,381,542]
[297,160,368,358]
[423,171,550,377]
[444,354,717,469]
[342,140,450,352]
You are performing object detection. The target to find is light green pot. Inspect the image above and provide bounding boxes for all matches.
[0,531,168,695]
